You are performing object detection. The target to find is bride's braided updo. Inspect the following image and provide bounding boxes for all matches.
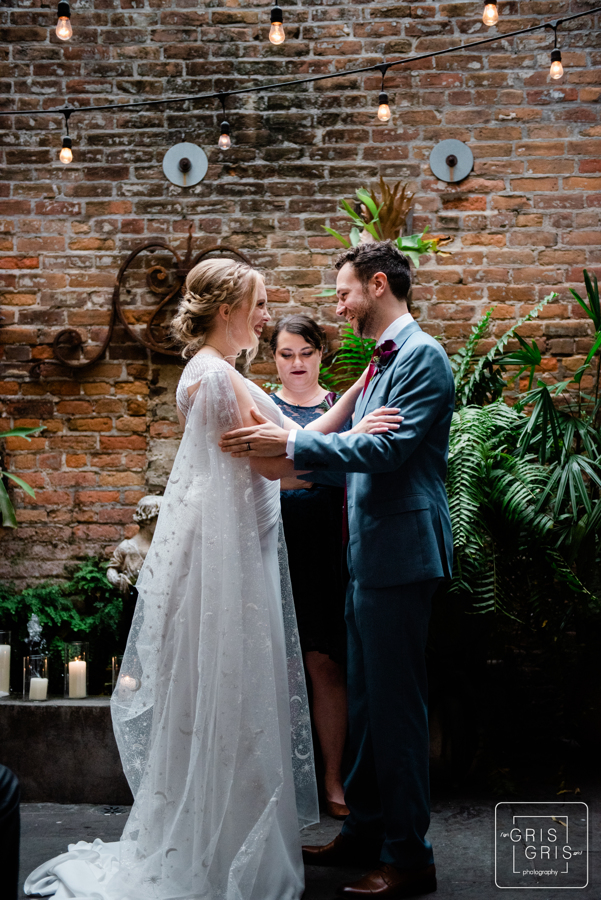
[171,257,263,359]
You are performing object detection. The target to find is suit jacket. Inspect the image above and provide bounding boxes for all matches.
[293,320,455,589]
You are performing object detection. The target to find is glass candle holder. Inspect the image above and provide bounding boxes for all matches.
[111,655,123,693]
[0,631,11,697]
[23,655,49,701]
[64,642,89,699]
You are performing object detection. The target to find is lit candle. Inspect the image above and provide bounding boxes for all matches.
[68,659,87,698]
[29,677,48,701]
[0,644,10,695]
[117,673,140,700]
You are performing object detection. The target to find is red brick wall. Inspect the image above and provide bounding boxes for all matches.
[0,0,600,583]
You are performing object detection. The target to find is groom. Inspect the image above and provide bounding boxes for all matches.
[223,241,454,898]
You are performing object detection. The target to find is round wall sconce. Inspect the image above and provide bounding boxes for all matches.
[162,142,209,187]
[429,139,474,184]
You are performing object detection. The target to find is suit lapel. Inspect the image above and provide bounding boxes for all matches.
[355,321,422,420]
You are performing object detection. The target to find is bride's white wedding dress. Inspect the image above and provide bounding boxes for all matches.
[25,354,318,900]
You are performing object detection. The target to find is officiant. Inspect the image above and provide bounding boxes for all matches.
[270,314,349,819]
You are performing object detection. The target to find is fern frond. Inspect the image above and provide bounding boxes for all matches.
[460,293,557,406]
[450,307,494,391]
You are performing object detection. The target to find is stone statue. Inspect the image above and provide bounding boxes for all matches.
[107,495,162,595]
[25,614,46,654]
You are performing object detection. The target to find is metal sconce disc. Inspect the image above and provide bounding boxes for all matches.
[162,142,208,187]
[429,139,473,184]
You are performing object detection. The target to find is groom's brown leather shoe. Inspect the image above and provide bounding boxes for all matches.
[336,863,437,897]
[302,833,381,868]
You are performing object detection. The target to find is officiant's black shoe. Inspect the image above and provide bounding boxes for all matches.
[335,863,437,897]
[302,833,381,868]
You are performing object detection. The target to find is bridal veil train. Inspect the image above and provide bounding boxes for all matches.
[25,354,319,900]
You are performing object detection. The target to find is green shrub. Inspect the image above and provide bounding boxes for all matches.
[0,557,123,695]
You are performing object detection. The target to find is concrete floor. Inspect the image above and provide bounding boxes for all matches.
[20,784,600,899]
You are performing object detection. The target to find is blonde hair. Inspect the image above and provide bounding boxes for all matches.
[171,257,263,360]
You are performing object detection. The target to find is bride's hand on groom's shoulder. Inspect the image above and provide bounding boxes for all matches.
[349,407,404,436]
[219,408,291,457]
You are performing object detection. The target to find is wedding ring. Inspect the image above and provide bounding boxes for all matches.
[246,442,251,451]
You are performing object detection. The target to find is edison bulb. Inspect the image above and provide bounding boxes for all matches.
[377,103,392,123]
[56,16,73,40]
[550,50,563,79]
[269,22,285,44]
[218,133,231,150]
[60,145,73,164]
[549,59,563,79]
[482,3,498,26]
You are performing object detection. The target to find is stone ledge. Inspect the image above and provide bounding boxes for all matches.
[0,696,133,804]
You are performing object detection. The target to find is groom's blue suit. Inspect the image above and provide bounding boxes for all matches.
[293,319,454,869]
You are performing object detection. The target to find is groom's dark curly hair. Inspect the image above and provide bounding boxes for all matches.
[335,240,412,304]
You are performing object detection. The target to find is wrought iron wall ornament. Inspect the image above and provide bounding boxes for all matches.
[41,229,251,375]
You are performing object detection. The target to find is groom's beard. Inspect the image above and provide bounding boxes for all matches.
[355,291,378,339]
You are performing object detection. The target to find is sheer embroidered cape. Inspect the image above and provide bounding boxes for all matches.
[25,355,318,900]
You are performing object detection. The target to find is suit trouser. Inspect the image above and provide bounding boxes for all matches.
[0,765,20,900]
[340,572,439,870]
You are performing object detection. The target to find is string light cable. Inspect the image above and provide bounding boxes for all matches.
[1,7,598,153]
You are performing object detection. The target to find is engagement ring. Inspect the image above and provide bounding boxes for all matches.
[246,442,251,451]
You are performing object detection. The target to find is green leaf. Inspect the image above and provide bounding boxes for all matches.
[0,427,43,440]
[585,331,601,366]
[355,189,381,221]
[349,226,362,247]
[1,471,36,498]
[321,226,350,248]
[0,481,17,528]
[339,199,363,224]
[401,250,419,267]
[362,220,381,241]
[315,288,337,297]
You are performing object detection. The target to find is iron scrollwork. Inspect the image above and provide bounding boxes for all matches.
[40,228,251,375]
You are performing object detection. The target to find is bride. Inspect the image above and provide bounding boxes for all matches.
[25,257,392,900]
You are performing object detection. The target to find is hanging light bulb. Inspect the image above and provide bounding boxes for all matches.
[56,0,73,40]
[377,91,391,123]
[549,48,563,79]
[218,121,231,150]
[482,1,498,26]
[269,5,285,44]
[59,136,73,164]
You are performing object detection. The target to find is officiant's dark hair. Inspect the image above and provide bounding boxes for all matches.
[269,314,326,356]
[335,240,411,303]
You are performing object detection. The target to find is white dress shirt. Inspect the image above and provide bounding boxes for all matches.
[285,312,414,460]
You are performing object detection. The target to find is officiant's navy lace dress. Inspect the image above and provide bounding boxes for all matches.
[272,395,347,664]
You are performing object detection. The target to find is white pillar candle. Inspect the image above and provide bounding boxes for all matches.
[29,677,48,701]
[0,644,10,695]
[68,659,87,698]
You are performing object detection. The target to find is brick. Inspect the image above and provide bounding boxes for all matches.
[68,418,114,432]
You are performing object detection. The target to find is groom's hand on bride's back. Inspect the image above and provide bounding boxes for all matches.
[219,407,290,457]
